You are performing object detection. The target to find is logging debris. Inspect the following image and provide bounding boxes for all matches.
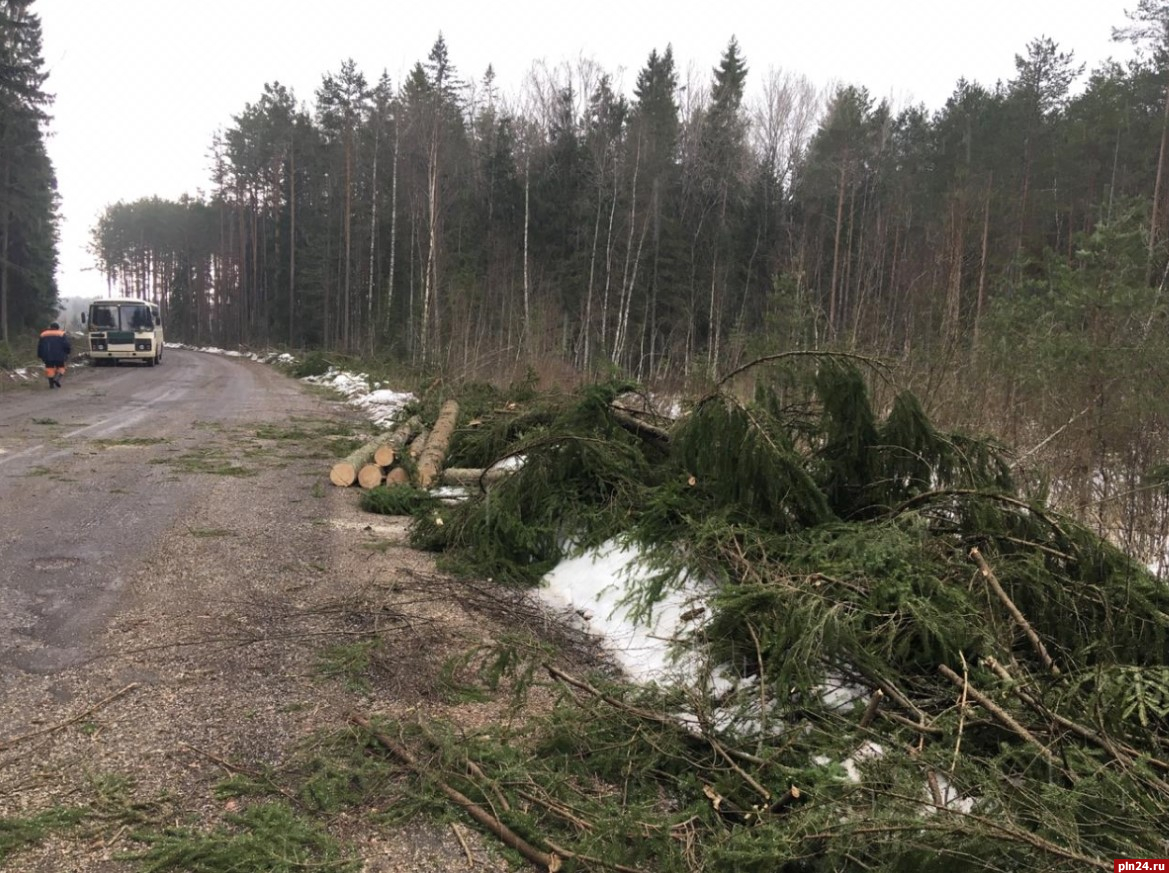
[374,363,1169,872]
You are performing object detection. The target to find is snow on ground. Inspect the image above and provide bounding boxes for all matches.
[538,540,708,685]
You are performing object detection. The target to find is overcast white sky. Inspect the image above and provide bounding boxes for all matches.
[36,0,1139,303]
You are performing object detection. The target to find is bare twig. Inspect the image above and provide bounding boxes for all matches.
[970,548,1060,676]
[467,759,512,813]
[451,822,474,867]
[878,711,944,735]
[514,788,594,832]
[926,770,944,808]
[545,839,646,873]
[714,350,892,392]
[545,663,773,788]
[859,689,884,729]
[349,712,562,871]
[0,683,139,751]
[181,742,299,804]
[938,665,1070,778]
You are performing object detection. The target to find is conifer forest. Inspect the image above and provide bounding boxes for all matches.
[9,0,1169,869]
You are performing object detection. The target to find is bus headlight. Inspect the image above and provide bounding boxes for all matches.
[135,340,152,351]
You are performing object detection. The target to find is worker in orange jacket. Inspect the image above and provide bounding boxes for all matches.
[37,322,72,388]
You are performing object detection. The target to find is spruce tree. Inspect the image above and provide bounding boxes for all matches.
[0,0,56,345]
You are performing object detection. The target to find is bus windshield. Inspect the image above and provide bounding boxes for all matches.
[90,302,153,331]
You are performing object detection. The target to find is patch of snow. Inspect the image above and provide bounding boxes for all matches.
[538,540,707,685]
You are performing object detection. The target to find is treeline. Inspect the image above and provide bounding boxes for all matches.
[90,12,1169,383]
[0,0,57,347]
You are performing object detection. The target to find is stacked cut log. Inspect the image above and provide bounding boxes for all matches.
[386,425,428,487]
[438,467,513,487]
[329,416,420,488]
[416,400,460,488]
[329,401,460,491]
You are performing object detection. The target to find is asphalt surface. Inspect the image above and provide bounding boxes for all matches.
[0,348,320,676]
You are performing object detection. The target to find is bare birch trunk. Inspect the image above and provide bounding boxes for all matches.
[367,122,379,350]
[288,144,296,348]
[421,126,440,364]
[522,151,531,353]
[599,166,618,356]
[615,211,650,367]
[386,124,399,339]
[973,176,992,356]
[612,141,641,364]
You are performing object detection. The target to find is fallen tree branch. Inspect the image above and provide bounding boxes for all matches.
[348,712,561,871]
[970,548,1059,676]
[812,791,1113,871]
[609,407,672,443]
[859,689,884,729]
[0,683,139,751]
[982,656,1169,785]
[938,665,1070,777]
[545,664,773,788]
[180,741,299,804]
[451,822,474,867]
[713,350,892,392]
[544,839,646,873]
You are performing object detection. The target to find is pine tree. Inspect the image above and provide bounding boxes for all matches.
[0,0,56,345]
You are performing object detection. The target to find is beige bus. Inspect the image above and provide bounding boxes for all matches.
[83,297,165,367]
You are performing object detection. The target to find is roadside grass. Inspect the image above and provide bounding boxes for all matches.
[151,450,252,477]
[314,640,381,693]
[248,419,367,463]
[302,384,348,402]
[359,538,394,554]
[92,437,169,448]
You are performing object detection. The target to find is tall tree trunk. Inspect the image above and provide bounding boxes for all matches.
[973,175,992,356]
[343,127,353,351]
[613,141,641,365]
[579,192,603,371]
[829,155,848,338]
[367,122,380,351]
[522,150,531,353]
[1149,74,1169,280]
[385,123,399,342]
[944,194,964,345]
[421,124,441,364]
[599,164,618,357]
[288,143,296,348]
[0,162,9,346]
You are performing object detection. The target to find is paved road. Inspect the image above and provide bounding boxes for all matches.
[0,349,324,676]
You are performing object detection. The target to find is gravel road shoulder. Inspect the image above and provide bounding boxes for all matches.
[0,367,602,872]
